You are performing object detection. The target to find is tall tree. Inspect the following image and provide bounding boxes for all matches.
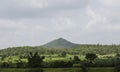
[27,52,45,68]
[73,56,80,62]
[61,51,67,57]
[85,53,97,64]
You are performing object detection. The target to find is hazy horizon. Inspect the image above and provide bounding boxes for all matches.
[0,0,120,48]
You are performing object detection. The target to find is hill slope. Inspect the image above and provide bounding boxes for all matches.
[42,38,78,48]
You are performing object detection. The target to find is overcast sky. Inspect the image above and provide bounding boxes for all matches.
[0,0,120,48]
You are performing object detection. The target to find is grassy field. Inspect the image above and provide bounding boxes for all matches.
[0,68,114,72]
[1,54,86,63]
[1,54,115,63]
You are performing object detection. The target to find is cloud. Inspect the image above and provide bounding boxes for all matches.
[0,0,120,48]
[99,0,120,7]
[0,0,88,19]
[51,16,77,31]
[0,19,16,28]
[84,0,120,33]
[0,0,48,9]
[84,6,108,33]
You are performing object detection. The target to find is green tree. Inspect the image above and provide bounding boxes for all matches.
[81,63,88,72]
[27,52,45,68]
[16,59,25,68]
[1,55,6,61]
[115,59,120,72]
[73,56,80,62]
[61,51,67,57]
[85,53,97,63]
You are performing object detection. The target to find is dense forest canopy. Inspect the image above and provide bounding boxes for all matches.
[0,44,120,57]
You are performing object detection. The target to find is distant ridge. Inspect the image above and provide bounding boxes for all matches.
[42,38,78,48]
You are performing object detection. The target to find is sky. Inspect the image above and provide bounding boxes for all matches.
[0,0,120,48]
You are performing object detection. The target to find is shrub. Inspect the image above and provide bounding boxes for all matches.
[72,63,81,67]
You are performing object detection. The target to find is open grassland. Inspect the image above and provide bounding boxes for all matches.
[0,53,116,64]
[0,68,114,72]
[1,54,86,63]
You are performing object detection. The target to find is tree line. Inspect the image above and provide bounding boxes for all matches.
[0,44,120,57]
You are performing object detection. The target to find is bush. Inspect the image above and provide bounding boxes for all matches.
[73,56,80,62]
[43,60,73,68]
[72,63,81,67]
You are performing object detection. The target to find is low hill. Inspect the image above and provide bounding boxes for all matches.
[42,38,78,48]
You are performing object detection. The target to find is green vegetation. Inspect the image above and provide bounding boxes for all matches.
[42,38,78,48]
[0,68,114,72]
[0,45,120,68]
[0,44,120,57]
[0,38,120,72]
[27,52,44,68]
[85,53,97,64]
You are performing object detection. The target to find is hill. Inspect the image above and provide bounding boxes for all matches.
[42,38,78,48]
